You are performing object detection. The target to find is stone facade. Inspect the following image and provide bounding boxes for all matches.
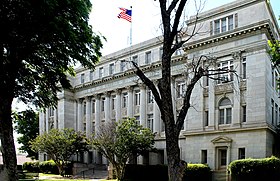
[39,0,280,172]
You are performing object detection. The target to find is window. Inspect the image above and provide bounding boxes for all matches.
[112,95,116,110]
[92,100,95,113]
[84,123,86,132]
[242,57,246,79]
[276,104,278,126]
[132,55,138,65]
[219,98,232,124]
[159,47,163,60]
[145,51,152,64]
[109,63,115,75]
[135,90,140,105]
[238,148,245,159]
[90,71,94,81]
[81,73,85,83]
[214,15,234,34]
[135,116,140,125]
[83,102,86,115]
[147,90,154,103]
[272,99,274,125]
[99,67,104,78]
[49,108,54,117]
[204,111,209,126]
[120,60,126,71]
[218,60,234,84]
[147,114,153,131]
[122,92,128,108]
[242,105,246,123]
[101,97,105,112]
[177,81,186,98]
[201,150,207,164]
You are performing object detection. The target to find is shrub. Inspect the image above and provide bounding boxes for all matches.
[123,163,211,181]
[183,163,212,181]
[39,160,59,174]
[228,156,280,181]
[22,161,39,173]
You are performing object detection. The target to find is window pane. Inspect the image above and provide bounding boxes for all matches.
[220,98,231,106]
[228,15,234,30]
[219,109,224,124]
[221,18,227,32]
[214,20,220,34]
[226,108,232,124]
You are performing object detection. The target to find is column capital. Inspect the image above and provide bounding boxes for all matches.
[126,86,134,92]
[86,96,92,101]
[231,50,244,60]
[94,94,101,100]
[105,91,111,97]
[115,88,122,94]
[139,83,146,89]
[78,98,84,103]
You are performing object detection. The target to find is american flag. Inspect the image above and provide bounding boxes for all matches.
[118,7,132,22]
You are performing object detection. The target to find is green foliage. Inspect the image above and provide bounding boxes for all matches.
[39,160,59,174]
[92,118,155,180]
[123,163,212,181]
[31,128,89,176]
[13,109,39,159]
[228,156,280,181]
[23,162,39,173]
[268,40,280,66]
[183,163,211,181]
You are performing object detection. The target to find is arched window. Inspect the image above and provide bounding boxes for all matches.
[219,98,232,124]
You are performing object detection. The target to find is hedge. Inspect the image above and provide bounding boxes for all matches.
[123,163,211,181]
[39,160,59,174]
[22,161,39,173]
[228,156,280,181]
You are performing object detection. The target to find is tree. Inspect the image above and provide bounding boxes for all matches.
[269,40,280,65]
[0,0,103,180]
[131,1,234,180]
[31,128,89,176]
[13,109,39,160]
[92,118,155,181]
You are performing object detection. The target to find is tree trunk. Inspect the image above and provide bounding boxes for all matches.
[0,95,18,181]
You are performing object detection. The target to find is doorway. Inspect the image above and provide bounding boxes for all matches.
[218,147,227,169]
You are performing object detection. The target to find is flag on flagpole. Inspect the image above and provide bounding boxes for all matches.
[118,7,132,22]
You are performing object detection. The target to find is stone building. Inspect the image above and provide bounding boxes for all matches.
[39,0,280,177]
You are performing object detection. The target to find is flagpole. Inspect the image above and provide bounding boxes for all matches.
[130,6,132,46]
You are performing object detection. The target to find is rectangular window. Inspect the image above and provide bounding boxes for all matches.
[49,108,54,117]
[242,106,246,122]
[214,15,234,34]
[272,68,275,88]
[145,51,152,64]
[123,92,128,108]
[219,109,224,124]
[90,71,94,81]
[84,123,86,132]
[218,60,234,84]
[159,47,163,60]
[135,116,140,125]
[120,60,126,71]
[147,90,154,103]
[201,150,207,164]
[83,102,86,115]
[226,108,232,124]
[135,90,140,105]
[92,122,95,133]
[238,148,245,159]
[92,100,95,113]
[99,67,104,78]
[101,97,105,112]
[132,55,138,65]
[204,111,209,126]
[242,57,246,79]
[177,81,186,98]
[272,99,275,125]
[112,95,116,110]
[147,114,153,131]
[276,104,278,126]
[109,63,115,75]
[81,73,85,83]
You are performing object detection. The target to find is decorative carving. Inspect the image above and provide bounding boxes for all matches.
[231,50,244,60]
[134,106,140,114]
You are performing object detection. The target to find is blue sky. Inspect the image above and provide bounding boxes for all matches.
[90,0,280,55]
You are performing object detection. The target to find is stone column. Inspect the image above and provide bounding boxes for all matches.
[208,77,215,130]
[105,92,111,122]
[232,51,242,127]
[77,98,84,132]
[95,95,101,132]
[116,89,122,122]
[140,84,146,127]
[39,112,45,134]
[86,96,92,137]
[153,80,160,133]
[127,86,134,117]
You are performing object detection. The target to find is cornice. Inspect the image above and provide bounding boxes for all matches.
[183,20,275,52]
